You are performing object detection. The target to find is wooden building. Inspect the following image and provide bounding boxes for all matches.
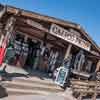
[0,4,100,78]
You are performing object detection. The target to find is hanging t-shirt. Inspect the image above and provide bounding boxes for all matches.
[74,50,85,71]
[43,48,50,58]
[4,46,15,64]
[41,47,45,56]
[22,42,29,56]
[36,48,41,57]
[14,40,22,55]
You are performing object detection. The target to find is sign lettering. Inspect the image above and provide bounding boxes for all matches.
[50,24,91,51]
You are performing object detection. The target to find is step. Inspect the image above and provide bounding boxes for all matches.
[2,81,63,92]
[6,88,52,96]
[13,76,54,83]
[11,77,56,87]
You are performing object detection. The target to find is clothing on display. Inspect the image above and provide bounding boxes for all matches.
[14,38,23,67]
[74,50,85,71]
[41,46,45,56]
[22,42,29,56]
[56,52,64,68]
[14,40,22,55]
[49,50,59,72]
[43,48,50,72]
[24,39,41,70]
[25,39,35,68]
[3,32,66,74]
[4,44,15,64]
[32,42,41,70]
[41,45,50,57]
[85,60,92,73]
[43,55,49,72]
[39,44,50,72]
[0,35,4,47]
[20,41,29,67]
[43,48,50,58]
[63,54,72,69]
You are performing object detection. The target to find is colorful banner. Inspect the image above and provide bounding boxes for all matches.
[0,48,6,65]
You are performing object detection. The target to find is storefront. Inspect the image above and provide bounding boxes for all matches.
[0,4,100,78]
[4,29,66,73]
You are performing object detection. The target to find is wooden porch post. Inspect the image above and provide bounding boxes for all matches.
[0,4,6,19]
[0,35,4,47]
[0,5,6,47]
[96,60,100,72]
[1,9,20,67]
[64,44,72,59]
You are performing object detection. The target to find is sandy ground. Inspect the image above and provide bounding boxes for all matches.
[0,94,77,100]
[0,88,77,100]
[0,65,77,100]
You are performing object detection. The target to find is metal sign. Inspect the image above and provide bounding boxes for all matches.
[55,67,69,87]
[50,24,91,51]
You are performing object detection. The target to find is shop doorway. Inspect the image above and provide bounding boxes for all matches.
[3,31,65,74]
[24,38,41,70]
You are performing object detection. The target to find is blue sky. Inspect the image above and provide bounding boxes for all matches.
[0,0,100,46]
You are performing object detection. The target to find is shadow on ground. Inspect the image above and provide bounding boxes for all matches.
[0,85,8,98]
[0,65,51,81]
[25,68,51,80]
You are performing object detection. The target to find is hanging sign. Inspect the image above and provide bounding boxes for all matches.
[50,24,91,51]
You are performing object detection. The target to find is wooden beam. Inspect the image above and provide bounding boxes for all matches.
[15,17,49,33]
[64,44,72,59]
[16,27,66,48]
[5,5,100,54]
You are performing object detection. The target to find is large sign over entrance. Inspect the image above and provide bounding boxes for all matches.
[50,24,91,51]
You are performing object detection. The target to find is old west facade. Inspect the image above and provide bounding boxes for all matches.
[0,4,99,77]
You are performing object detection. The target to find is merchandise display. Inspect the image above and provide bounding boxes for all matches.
[20,41,29,67]
[32,41,41,70]
[0,4,99,91]
[63,54,72,69]
[3,44,15,64]
[49,50,59,72]
[74,50,85,71]
[3,32,95,77]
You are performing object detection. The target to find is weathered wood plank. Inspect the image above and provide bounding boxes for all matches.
[71,79,100,99]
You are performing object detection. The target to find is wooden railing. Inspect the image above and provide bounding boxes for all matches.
[71,79,100,100]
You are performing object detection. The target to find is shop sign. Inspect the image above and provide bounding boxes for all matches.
[55,67,69,87]
[26,19,43,30]
[50,24,91,51]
